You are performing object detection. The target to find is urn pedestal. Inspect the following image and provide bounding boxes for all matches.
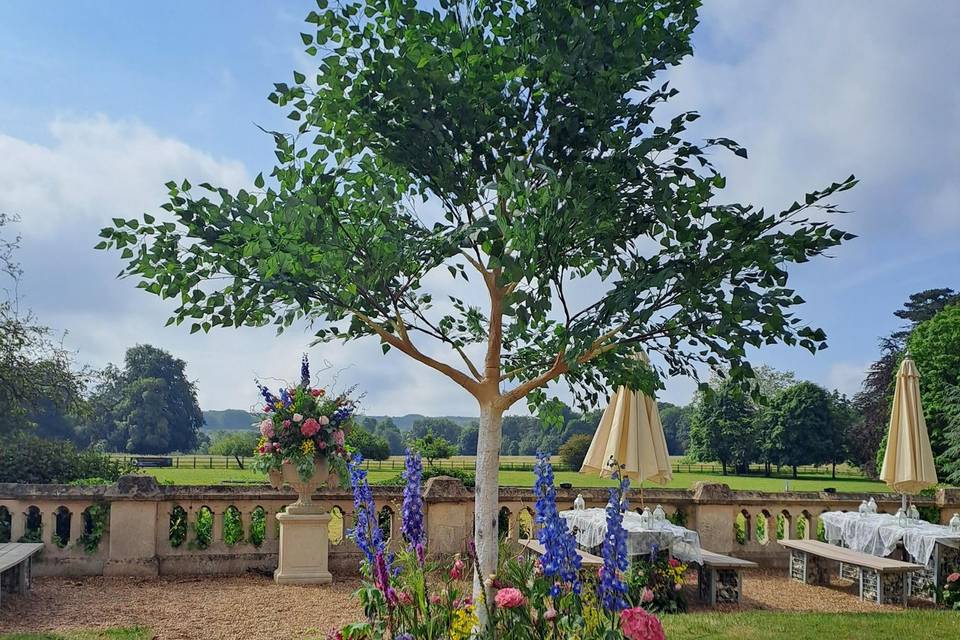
[269,459,337,585]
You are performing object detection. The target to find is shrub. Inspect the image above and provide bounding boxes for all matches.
[0,434,133,484]
[208,430,259,457]
[376,466,475,488]
[559,434,593,470]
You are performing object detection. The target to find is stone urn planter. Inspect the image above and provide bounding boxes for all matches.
[269,458,336,585]
[268,458,337,513]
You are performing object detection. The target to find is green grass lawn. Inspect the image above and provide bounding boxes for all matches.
[2,613,956,640]
[0,629,150,640]
[145,466,891,493]
[660,611,960,639]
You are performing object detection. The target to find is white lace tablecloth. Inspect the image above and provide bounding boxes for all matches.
[819,511,960,566]
[559,508,704,565]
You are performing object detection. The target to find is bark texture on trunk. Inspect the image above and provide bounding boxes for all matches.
[473,402,503,621]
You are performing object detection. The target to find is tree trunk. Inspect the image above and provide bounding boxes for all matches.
[832,461,837,479]
[721,461,727,476]
[792,465,798,479]
[473,402,503,620]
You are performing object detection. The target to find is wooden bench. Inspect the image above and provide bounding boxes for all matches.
[517,538,603,567]
[0,543,44,605]
[780,539,924,605]
[134,456,172,468]
[697,549,757,605]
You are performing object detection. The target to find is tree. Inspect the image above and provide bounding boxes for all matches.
[81,346,204,453]
[458,423,479,456]
[907,305,960,467]
[411,432,457,467]
[208,430,260,457]
[1,214,86,437]
[939,385,960,485]
[346,426,391,460]
[828,392,857,479]
[688,380,757,474]
[409,417,462,444]
[559,434,593,470]
[658,402,692,455]
[852,288,960,475]
[372,418,405,456]
[766,382,835,478]
[99,1,856,596]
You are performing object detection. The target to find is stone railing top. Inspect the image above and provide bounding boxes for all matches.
[1,476,957,509]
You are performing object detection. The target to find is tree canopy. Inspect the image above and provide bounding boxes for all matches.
[908,304,960,466]
[97,0,856,593]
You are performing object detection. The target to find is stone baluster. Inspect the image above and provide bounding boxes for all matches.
[10,506,25,541]
[43,507,57,544]
[212,507,224,544]
[240,507,251,544]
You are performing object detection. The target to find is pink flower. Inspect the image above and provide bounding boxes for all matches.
[259,419,274,438]
[300,418,321,437]
[668,558,680,568]
[397,591,413,606]
[948,572,960,583]
[273,442,281,452]
[333,430,345,446]
[544,608,557,621]
[674,583,682,592]
[641,587,654,603]
[263,405,272,412]
[293,413,304,422]
[494,587,526,609]
[282,419,291,429]
[620,607,665,640]
[311,388,323,397]
[450,557,465,580]
[319,415,330,426]
[318,441,327,450]
[429,594,442,605]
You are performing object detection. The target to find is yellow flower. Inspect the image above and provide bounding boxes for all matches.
[450,605,477,640]
[257,437,266,448]
[301,440,315,455]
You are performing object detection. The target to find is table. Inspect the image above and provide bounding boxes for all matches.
[0,543,44,605]
[559,508,704,565]
[819,511,960,600]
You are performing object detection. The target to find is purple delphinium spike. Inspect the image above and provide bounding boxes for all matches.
[400,449,425,561]
[300,353,310,388]
[597,464,630,611]
[533,451,582,596]
[347,454,384,566]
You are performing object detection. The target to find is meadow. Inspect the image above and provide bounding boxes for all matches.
[138,455,892,493]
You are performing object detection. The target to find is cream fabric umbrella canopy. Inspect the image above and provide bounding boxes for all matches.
[580,364,672,485]
[879,354,938,494]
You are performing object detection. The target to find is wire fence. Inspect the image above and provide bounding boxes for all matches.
[110,454,864,478]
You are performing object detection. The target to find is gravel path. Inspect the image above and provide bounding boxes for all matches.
[0,570,933,639]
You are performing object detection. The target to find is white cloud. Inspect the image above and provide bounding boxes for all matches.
[0,115,248,236]
[827,361,870,398]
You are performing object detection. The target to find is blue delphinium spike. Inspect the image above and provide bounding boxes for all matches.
[533,451,582,596]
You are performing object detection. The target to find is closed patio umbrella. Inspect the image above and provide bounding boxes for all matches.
[880,353,937,496]
[579,354,672,486]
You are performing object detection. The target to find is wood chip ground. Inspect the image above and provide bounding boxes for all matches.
[0,569,935,639]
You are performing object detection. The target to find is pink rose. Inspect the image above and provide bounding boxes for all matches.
[493,587,525,609]
[300,417,321,437]
[641,587,654,603]
[948,572,960,583]
[450,557,465,580]
[620,607,665,640]
[318,415,330,426]
[259,419,274,438]
[283,419,291,429]
[293,413,303,422]
[318,441,327,450]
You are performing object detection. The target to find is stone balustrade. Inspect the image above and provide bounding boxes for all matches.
[1,476,957,577]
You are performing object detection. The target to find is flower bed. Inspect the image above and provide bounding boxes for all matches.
[332,451,668,639]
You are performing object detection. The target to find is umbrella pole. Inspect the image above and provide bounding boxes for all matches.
[902,493,907,513]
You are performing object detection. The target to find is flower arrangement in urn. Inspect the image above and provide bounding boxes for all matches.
[253,355,354,489]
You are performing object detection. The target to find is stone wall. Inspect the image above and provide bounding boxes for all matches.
[1,476,957,576]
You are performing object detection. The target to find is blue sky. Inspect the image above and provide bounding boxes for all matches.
[1,1,958,416]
